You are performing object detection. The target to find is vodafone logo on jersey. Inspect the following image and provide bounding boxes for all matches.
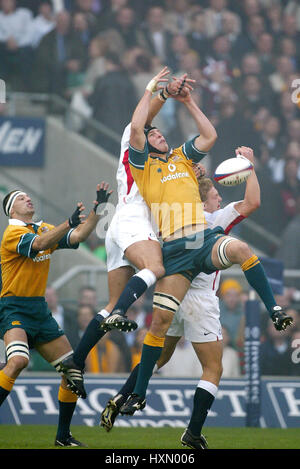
[160,171,189,184]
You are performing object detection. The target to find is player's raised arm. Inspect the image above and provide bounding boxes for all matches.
[234,147,261,217]
[174,85,217,153]
[69,182,112,244]
[31,203,85,251]
[130,67,169,151]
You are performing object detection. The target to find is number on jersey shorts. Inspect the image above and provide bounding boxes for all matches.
[105,202,159,272]
[167,288,223,343]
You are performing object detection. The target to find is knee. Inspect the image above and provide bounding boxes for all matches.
[145,264,165,280]
[7,355,29,376]
[228,240,252,264]
[150,311,173,337]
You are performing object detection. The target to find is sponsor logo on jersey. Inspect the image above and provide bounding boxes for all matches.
[160,171,189,183]
[33,253,51,262]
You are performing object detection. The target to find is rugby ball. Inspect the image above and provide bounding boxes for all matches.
[214,155,253,186]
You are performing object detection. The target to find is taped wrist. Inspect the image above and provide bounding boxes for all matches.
[146,78,158,94]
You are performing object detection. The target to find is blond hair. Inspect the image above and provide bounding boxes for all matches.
[198,177,214,203]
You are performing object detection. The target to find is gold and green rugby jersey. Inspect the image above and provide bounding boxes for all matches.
[0,219,78,298]
[129,137,208,239]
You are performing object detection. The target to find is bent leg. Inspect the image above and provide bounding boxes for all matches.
[109,240,164,318]
[73,266,134,369]
[211,237,284,320]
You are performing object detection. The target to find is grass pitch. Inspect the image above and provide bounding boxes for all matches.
[0,425,299,450]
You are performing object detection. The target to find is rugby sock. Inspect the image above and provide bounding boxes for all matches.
[133,333,164,398]
[242,255,276,314]
[188,380,218,436]
[0,370,15,407]
[73,310,109,370]
[119,363,140,399]
[56,386,78,441]
[112,269,157,315]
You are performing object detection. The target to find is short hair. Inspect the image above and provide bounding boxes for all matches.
[198,178,214,202]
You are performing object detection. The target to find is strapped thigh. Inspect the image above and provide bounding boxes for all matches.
[217,236,236,268]
[153,292,181,314]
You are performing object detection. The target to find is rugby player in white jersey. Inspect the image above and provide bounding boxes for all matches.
[72,69,195,371]
[100,146,260,449]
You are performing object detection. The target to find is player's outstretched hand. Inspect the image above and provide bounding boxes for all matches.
[146,66,170,94]
[93,181,112,214]
[235,146,255,164]
[69,202,85,227]
[168,73,195,96]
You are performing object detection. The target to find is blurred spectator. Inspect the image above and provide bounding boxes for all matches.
[269,55,295,94]
[255,32,275,76]
[87,51,137,154]
[203,0,230,38]
[276,194,300,280]
[97,0,128,30]
[219,278,245,348]
[141,5,173,64]
[278,37,299,71]
[0,0,34,89]
[277,158,300,225]
[206,33,236,78]
[239,74,273,120]
[186,12,209,59]
[72,0,99,34]
[265,2,282,37]
[78,285,98,309]
[106,6,146,51]
[280,14,300,43]
[32,9,73,94]
[167,33,191,73]
[25,1,55,49]
[164,0,193,35]
[231,14,266,61]
[221,325,241,377]
[260,315,298,376]
[45,286,79,348]
[66,12,93,92]
[285,1,300,30]
[260,116,285,162]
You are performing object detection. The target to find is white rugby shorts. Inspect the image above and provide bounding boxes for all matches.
[167,287,223,343]
[106,203,159,272]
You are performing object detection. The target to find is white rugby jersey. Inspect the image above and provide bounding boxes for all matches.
[190,201,245,292]
[116,123,145,206]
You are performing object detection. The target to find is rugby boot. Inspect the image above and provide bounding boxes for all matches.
[120,393,146,416]
[99,309,138,333]
[100,394,126,431]
[271,306,293,331]
[56,356,87,399]
[55,433,87,447]
[181,428,208,449]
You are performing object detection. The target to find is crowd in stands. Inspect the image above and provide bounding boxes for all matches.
[1,0,300,376]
